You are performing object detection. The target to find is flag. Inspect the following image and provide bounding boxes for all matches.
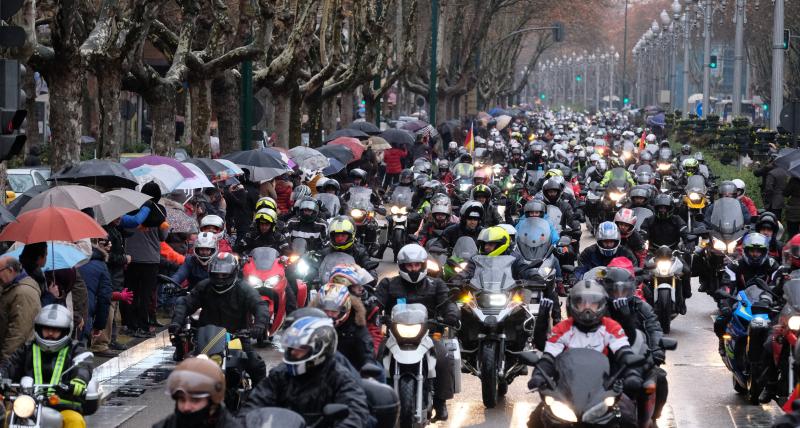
[638,130,647,151]
[464,122,474,153]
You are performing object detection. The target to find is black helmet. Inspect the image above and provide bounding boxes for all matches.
[322,178,340,193]
[459,153,473,164]
[635,171,653,185]
[568,280,608,332]
[718,181,737,198]
[523,199,547,218]
[350,168,367,181]
[601,267,636,300]
[653,194,673,219]
[542,178,563,204]
[399,169,414,185]
[208,252,238,294]
[756,212,780,236]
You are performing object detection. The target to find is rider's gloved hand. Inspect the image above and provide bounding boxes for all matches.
[168,323,181,334]
[613,297,632,316]
[539,298,554,314]
[652,349,666,366]
[70,378,87,397]
[0,377,11,390]
[251,326,266,341]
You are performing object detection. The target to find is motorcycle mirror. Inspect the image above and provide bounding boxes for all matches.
[644,260,656,270]
[659,337,678,351]
[72,352,94,366]
[685,234,697,242]
[516,351,540,366]
[360,364,384,380]
[322,403,350,420]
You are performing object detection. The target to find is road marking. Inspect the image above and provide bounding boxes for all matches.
[727,403,783,428]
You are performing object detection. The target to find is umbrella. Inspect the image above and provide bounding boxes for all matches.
[94,189,151,225]
[215,159,246,176]
[774,149,800,178]
[348,121,381,135]
[186,158,233,181]
[20,185,108,214]
[368,136,391,152]
[224,149,289,169]
[123,155,195,178]
[6,242,89,271]
[476,111,491,120]
[0,206,107,243]
[244,166,290,182]
[130,164,185,193]
[7,184,49,216]
[317,145,355,165]
[380,129,415,147]
[322,158,346,176]
[488,107,510,117]
[289,146,330,172]
[495,114,512,131]
[166,207,198,234]
[324,128,369,142]
[178,163,215,189]
[400,120,430,133]
[49,159,138,189]
[327,137,365,160]
[0,205,16,225]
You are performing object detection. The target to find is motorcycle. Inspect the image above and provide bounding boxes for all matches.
[1,352,100,428]
[695,197,747,298]
[631,206,653,232]
[453,162,475,204]
[770,275,800,406]
[583,182,604,235]
[682,175,708,232]
[645,246,686,334]
[601,176,629,222]
[345,186,386,258]
[426,236,478,282]
[243,247,309,341]
[386,187,414,262]
[193,325,253,411]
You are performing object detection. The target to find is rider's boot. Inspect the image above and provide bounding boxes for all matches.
[432,398,449,421]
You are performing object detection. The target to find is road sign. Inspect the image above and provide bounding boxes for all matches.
[696,102,703,117]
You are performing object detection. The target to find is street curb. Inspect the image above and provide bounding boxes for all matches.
[93,330,170,399]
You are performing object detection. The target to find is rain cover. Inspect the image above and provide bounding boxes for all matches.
[546,205,563,233]
[453,163,474,179]
[783,279,800,313]
[707,197,744,235]
[469,255,517,291]
[684,175,706,194]
[250,247,279,271]
[516,218,552,261]
[555,348,610,413]
[318,252,356,284]
[390,186,414,207]
[347,187,374,212]
[316,193,341,217]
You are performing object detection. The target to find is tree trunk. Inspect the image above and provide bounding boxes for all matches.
[288,89,303,148]
[340,90,354,125]
[435,93,448,126]
[22,69,41,156]
[212,71,240,155]
[322,96,337,136]
[364,90,376,124]
[306,89,323,147]
[45,65,84,169]
[190,79,211,157]
[147,88,176,156]
[273,94,290,149]
[96,65,123,160]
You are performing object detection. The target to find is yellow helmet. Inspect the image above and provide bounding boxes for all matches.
[253,208,277,224]
[477,226,510,257]
[255,197,277,212]
[545,168,564,179]
[329,216,356,250]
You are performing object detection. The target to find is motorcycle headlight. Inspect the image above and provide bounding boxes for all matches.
[391,206,400,215]
[247,275,263,288]
[265,275,280,288]
[688,192,701,202]
[459,183,471,191]
[506,181,514,189]
[656,260,672,276]
[13,394,36,419]
[727,240,738,254]
[395,323,423,338]
[712,238,727,252]
[622,151,632,159]
[609,192,623,202]
[789,315,800,331]
[488,293,508,306]
[539,266,553,277]
[657,163,670,171]
[544,396,578,423]
[426,259,440,272]
[296,259,310,276]
[350,209,364,219]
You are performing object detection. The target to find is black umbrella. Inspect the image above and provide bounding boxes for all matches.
[347,121,381,135]
[186,158,230,180]
[49,159,138,189]
[7,184,50,216]
[324,128,369,143]
[223,149,289,169]
[380,128,415,147]
[317,145,355,165]
[0,204,16,225]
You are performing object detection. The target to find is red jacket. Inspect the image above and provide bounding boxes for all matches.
[275,180,293,214]
[383,148,407,174]
[739,196,758,217]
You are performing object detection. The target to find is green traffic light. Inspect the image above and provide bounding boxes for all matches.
[575,75,582,82]
[763,103,769,111]
[709,55,718,69]
[540,93,546,100]
[623,97,630,104]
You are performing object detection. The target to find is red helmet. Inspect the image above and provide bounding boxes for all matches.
[784,234,800,268]
[614,208,638,238]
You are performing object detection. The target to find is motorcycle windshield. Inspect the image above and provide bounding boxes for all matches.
[315,193,340,216]
[251,247,279,271]
[516,218,552,261]
[632,207,653,230]
[783,280,800,312]
[453,163,474,179]
[452,236,478,260]
[318,252,356,284]
[390,186,414,207]
[622,141,636,152]
[469,255,517,291]
[684,175,707,195]
[555,349,610,413]
[707,198,744,235]
[194,325,227,356]
[347,187,374,212]
[634,164,654,175]
[658,147,672,161]
[545,205,563,232]
[391,302,428,325]
[527,170,545,186]
[291,238,307,256]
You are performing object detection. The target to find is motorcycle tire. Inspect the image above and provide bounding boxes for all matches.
[398,375,418,428]
[392,229,405,262]
[480,342,499,408]
[656,288,672,334]
[747,363,763,405]
[498,380,508,397]
[733,375,747,394]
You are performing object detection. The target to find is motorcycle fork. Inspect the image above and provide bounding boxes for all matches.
[416,360,425,423]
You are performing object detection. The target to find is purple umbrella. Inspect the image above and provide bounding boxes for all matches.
[123,155,195,178]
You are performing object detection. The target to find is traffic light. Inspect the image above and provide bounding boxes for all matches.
[0,0,26,48]
[763,103,769,111]
[552,22,565,42]
[0,108,26,161]
[784,29,791,50]
[623,97,630,105]
[575,74,582,82]
[539,93,546,100]
[709,55,718,69]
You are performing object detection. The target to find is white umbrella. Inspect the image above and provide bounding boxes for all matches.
[94,189,151,225]
[179,163,215,189]
[130,164,185,193]
[495,115,512,131]
[21,185,108,214]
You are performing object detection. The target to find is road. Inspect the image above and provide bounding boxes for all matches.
[90,230,784,428]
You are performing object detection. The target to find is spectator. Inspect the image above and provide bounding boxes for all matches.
[94,231,133,353]
[274,175,294,215]
[79,239,113,356]
[383,143,407,186]
[0,256,41,361]
[785,176,800,238]
[200,187,226,220]
[23,145,41,167]
[765,163,789,221]
[222,178,251,236]
[19,242,47,292]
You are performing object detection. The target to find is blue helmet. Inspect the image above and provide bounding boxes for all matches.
[596,221,621,257]
[281,316,337,376]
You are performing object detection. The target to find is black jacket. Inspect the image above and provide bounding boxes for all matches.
[234,226,290,255]
[375,276,460,326]
[240,357,370,428]
[103,224,128,290]
[607,297,664,353]
[441,223,482,251]
[640,215,687,249]
[223,187,251,236]
[171,279,269,333]
[335,299,376,371]
[575,244,638,279]
[152,405,242,428]
[286,218,329,252]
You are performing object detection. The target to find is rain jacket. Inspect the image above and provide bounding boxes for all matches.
[0,273,41,360]
[78,246,112,337]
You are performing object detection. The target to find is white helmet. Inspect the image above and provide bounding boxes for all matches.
[732,179,746,195]
[200,215,225,232]
[193,232,219,265]
[645,133,656,143]
[449,141,458,150]
[34,304,74,352]
[397,244,428,284]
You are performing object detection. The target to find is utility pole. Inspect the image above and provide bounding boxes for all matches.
[622,0,629,107]
[683,13,690,116]
[770,0,784,129]
[701,0,711,118]
[428,0,439,126]
[732,0,745,117]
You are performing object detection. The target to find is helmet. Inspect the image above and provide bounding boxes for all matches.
[545,168,564,179]
[437,159,450,171]
[629,186,650,204]
[460,201,484,228]
[681,144,692,155]
[449,141,458,150]
[200,215,224,233]
[322,178,340,193]
[254,208,277,225]
[414,174,428,188]
[596,221,621,257]
[787,234,800,268]
[614,208,637,238]
[297,197,319,222]
[477,226,511,256]
[756,212,781,239]
[470,184,492,201]
[255,197,277,212]
[281,316,337,376]
[635,171,654,185]
[596,160,608,174]
[743,233,769,266]
[399,169,415,185]
[568,280,608,332]
[731,179,746,196]
[498,224,516,243]
[524,199,547,218]
[459,153,473,164]
[291,185,312,202]
[166,357,225,405]
[397,244,428,283]
[718,181,737,198]
[682,158,699,175]
[193,232,219,265]
[349,168,367,183]
[315,177,328,193]
[542,178,563,204]
[33,304,73,352]
[208,252,238,294]
[694,152,705,163]
[645,133,656,143]
[653,194,673,219]
[329,216,356,250]
[601,267,636,300]
[589,153,601,164]
[640,151,653,162]
[316,283,352,327]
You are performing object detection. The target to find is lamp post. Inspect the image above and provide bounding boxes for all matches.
[660,9,673,100]
[596,54,603,111]
[610,50,618,109]
[732,0,745,116]
[682,0,693,116]
[770,0,784,129]
[583,54,589,109]
[700,0,713,118]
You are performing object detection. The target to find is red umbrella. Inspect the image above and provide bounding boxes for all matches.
[327,137,365,160]
[0,206,107,243]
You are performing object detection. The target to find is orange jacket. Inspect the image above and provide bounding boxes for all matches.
[161,242,186,265]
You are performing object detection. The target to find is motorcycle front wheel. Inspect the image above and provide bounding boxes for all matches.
[398,374,419,428]
[656,288,673,334]
[480,341,499,408]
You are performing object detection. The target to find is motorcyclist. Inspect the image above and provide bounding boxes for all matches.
[628,186,654,211]
[517,200,559,246]
[330,264,382,354]
[254,196,288,230]
[511,220,563,325]
[417,200,456,247]
[453,225,514,282]
[375,244,460,421]
[446,141,460,162]
[239,315,371,428]
[575,222,637,279]
[540,178,580,236]
[615,208,647,266]
[0,305,94,428]
[732,178,758,218]
[169,252,269,382]
[526,142,547,171]
[754,212,784,258]
[285,197,329,252]
[342,168,383,208]
[199,215,233,253]
[155,357,241,428]
[170,231,217,289]
[436,159,453,185]
[441,201,485,250]
[599,160,636,187]
[233,208,290,255]
[678,144,693,163]
[640,194,689,251]
[509,147,526,169]
[705,181,752,225]
[319,216,376,270]
[470,184,504,226]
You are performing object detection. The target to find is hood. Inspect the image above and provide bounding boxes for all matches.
[141,181,162,201]
[350,296,366,327]
[608,256,635,275]
[91,245,109,262]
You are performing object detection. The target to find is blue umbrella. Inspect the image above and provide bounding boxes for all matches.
[488,107,510,117]
[322,158,346,176]
[6,242,89,271]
